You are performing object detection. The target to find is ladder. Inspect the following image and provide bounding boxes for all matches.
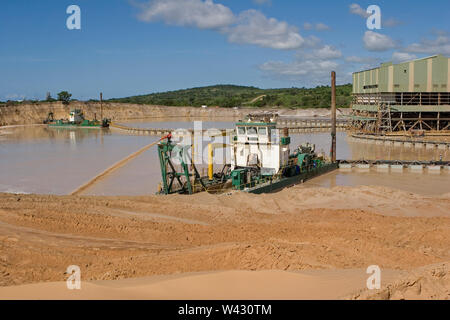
[376,102,392,133]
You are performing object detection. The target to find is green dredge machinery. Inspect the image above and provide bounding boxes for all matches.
[45,109,110,128]
[157,113,337,195]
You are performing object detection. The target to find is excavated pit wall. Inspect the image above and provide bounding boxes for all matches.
[0,102,351,126]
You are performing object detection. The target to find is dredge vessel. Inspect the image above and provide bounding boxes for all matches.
[44,109,110,128]
[157,113,337,195]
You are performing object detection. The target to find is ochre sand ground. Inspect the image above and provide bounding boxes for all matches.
[0,185,449,299]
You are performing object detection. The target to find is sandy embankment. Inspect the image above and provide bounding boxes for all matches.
[0,269,405,300]
[0,102,350,126]
[0,185,449,299]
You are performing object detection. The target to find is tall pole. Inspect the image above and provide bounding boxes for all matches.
[331,71,337,163]
[100,92,103,120]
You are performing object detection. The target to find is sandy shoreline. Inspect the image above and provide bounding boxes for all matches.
[0,269,406,300]
[0,185,449,299]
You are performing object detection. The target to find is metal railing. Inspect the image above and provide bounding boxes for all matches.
[353,92,450,106]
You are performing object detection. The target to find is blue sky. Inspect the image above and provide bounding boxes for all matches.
[0,0,449,101]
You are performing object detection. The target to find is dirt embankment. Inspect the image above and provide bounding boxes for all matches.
[0,102,350,126]
[0,185,449,292]
[348,262,449,300]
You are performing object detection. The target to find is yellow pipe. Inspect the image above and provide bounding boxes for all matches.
[208,130,233,138]
[208,143,214,180]
[208,143,230,181]
[191,135,194,165]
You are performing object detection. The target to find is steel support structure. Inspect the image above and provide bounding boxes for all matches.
[157,140,193,195]
[350,92,450,134]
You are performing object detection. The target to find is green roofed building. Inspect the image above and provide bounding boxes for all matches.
[350,54,450,134]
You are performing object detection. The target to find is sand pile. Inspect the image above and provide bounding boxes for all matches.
[0,185,448,299]
[0,269,404,300]
[348,262,450,300]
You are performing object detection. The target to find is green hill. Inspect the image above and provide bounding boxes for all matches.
[108,84,352,109]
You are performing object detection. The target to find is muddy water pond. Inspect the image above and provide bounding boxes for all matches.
[0,118,449,196]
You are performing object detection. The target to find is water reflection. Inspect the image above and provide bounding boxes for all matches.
[0,125,156,195]
[0,126,112,144]
[347,137,449,162]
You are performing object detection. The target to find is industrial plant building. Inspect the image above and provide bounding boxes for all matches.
[350,54,450,134]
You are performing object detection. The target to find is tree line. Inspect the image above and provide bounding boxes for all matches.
[1,84,353,109]
[108,84,353,109]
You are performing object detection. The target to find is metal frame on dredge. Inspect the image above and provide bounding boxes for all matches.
[156,114,337,195]
[350,55,450,134]
[156,73,340,195]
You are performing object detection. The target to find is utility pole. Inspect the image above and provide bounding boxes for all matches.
[331,71,337,163]
[100,92,103,120]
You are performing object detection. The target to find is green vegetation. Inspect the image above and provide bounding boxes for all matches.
[57,91,72,105]
[0,84,353,109]
[108,84,353,109]
[1,100,40,106]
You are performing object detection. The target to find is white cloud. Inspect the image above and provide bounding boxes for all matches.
[404,31,450,55]
[303,35,322,48]
[392,52,417,63]
[136,0,235,29]
[135,1,307,51]
[303,22,313,30]
[294,45,341,62]
[363,31,397,51]
[345,56,379,64]
[252,0,271,5]
[383,18,402,28]
[5,93,25,101]
[349,3,370,18]
[259,45,343,85]
[315,23,330,31]
[224,10,304,50]
[311,45,342,60]
[345,56,380,70]
[260,59,339,80]
[303,22,330,31]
